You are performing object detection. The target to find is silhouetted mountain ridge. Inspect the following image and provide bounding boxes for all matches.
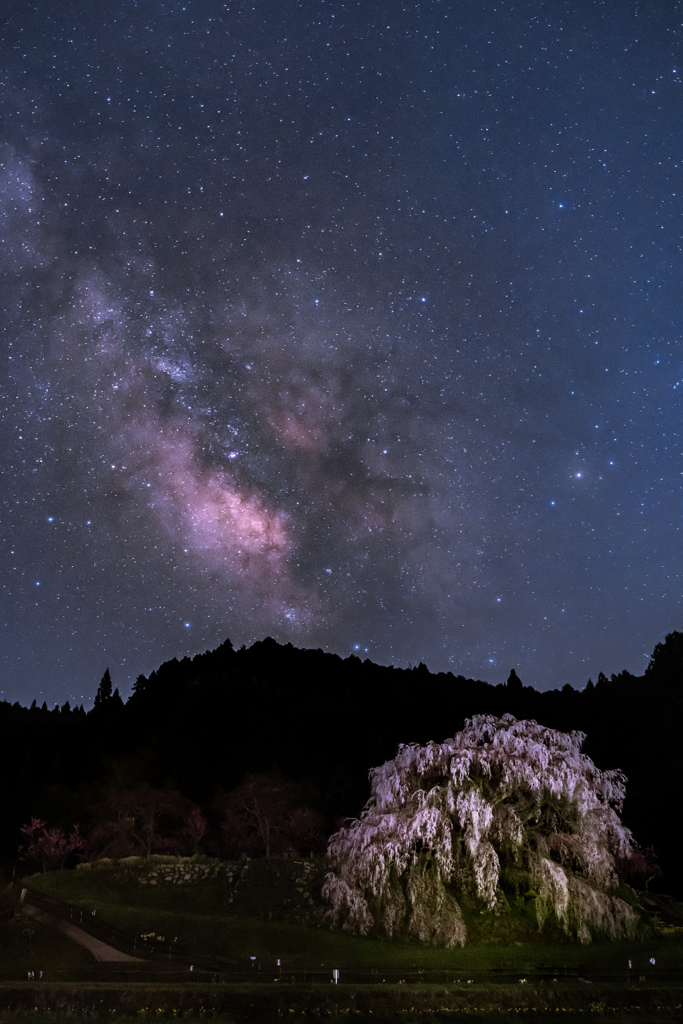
[1,630,680,893]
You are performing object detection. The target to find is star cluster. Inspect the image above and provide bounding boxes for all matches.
[1,1,681,704]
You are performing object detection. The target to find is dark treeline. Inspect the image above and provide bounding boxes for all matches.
[1,631,681,893]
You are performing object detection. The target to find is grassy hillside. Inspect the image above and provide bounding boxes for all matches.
[21,857,683,983]
[0,882,94,979]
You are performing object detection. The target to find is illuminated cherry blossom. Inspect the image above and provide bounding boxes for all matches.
[324,714,641,945]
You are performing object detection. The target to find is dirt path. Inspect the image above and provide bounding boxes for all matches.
[22,903,144,962]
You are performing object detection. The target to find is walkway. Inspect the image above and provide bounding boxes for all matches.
[22,903,144,963]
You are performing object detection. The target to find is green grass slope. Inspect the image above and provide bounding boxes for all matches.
[20,856,683,984]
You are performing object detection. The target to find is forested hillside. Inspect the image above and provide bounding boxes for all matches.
[1,631,680,893]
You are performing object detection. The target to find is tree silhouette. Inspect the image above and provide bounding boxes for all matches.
[94,668,113,708]
[19,818,83,872]
[506,669,523,692]
[217,773,324,858]
[87,784,188,859]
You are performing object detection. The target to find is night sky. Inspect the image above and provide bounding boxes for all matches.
[1,0,681,707]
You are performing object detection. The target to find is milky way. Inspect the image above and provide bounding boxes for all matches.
[1,1,681,704]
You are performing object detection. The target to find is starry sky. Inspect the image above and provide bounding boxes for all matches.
[1,0,681,707]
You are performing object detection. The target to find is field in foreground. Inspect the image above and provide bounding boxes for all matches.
[0,858,680,1021]
[0,979,683,1024]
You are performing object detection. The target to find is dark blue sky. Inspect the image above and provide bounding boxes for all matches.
[1,0,681,705]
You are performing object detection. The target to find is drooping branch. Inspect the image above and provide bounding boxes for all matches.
[324,714,643,946]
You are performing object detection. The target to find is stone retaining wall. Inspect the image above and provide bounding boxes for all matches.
[137,859,236,885]
[78,856,328,924]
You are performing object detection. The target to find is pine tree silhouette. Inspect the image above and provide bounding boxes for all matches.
[94,668,113,708]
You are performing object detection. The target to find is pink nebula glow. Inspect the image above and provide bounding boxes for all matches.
[132,417,291,572]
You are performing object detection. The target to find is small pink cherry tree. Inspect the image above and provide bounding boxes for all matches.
[324,714,643,945]
[20,818,83,872]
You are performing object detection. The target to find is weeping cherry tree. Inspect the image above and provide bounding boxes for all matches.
[324,714,643,945]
